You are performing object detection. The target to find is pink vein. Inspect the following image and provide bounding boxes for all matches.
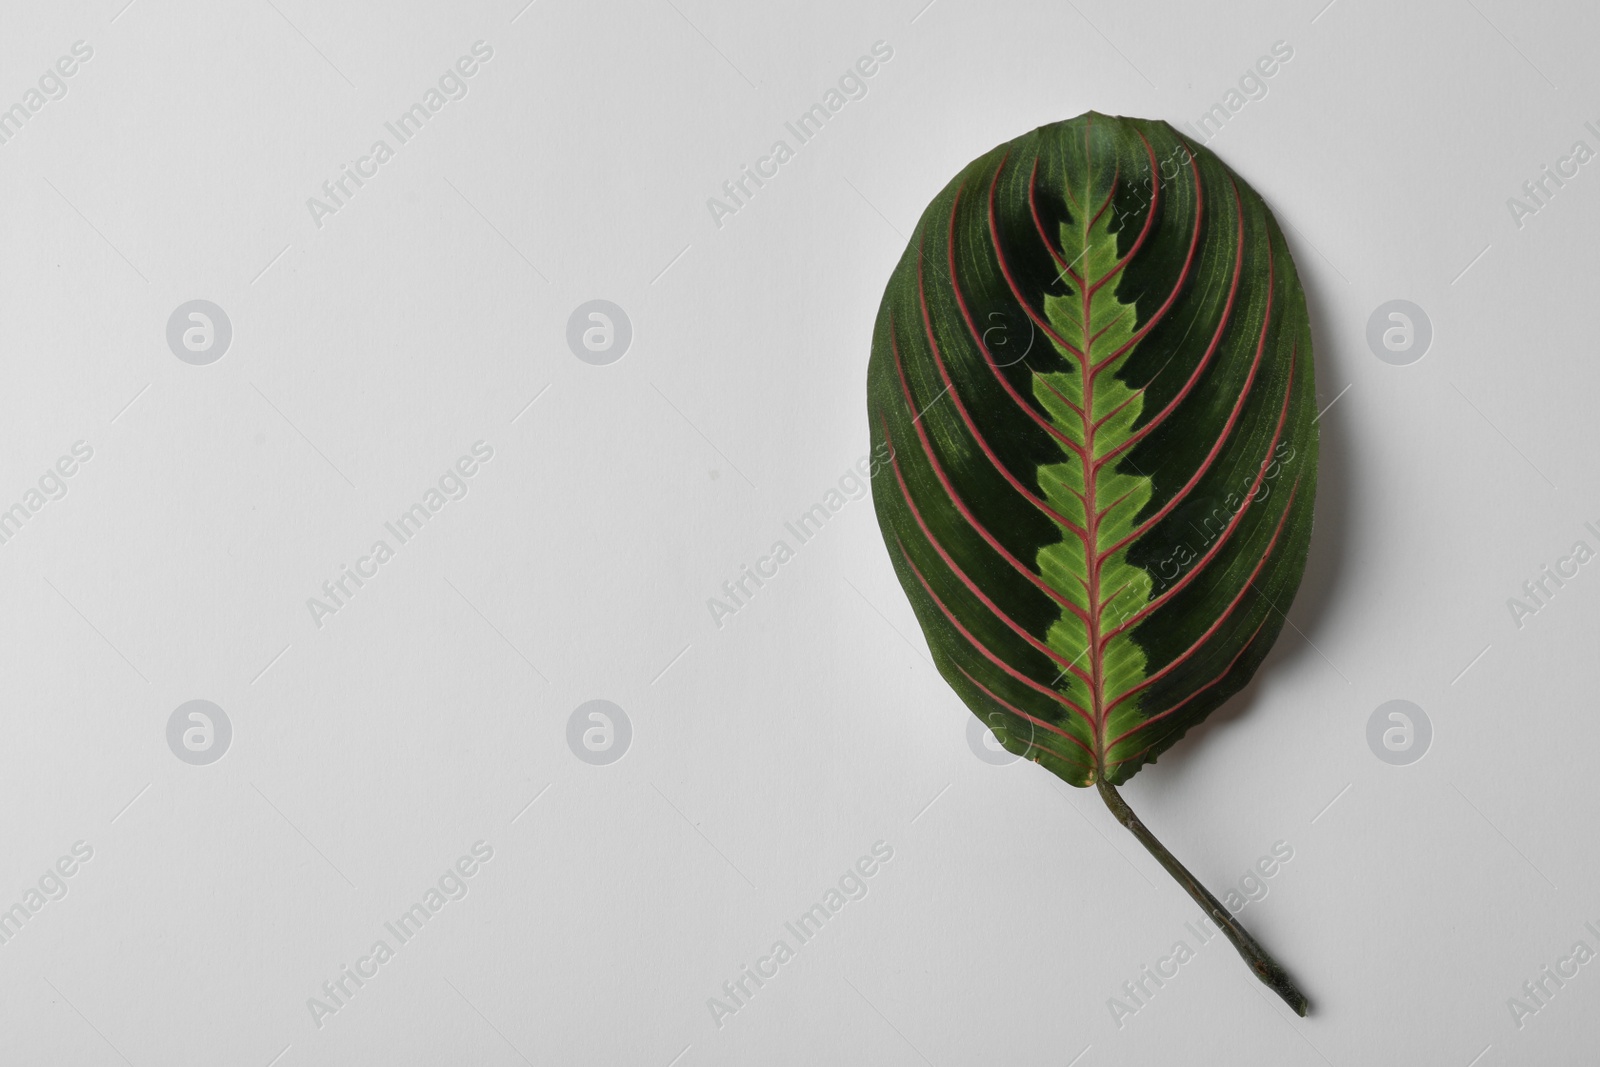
[1086,140,1152,297]
[986,152,1087,363]
[1104,617,1270,761]
[953,661,1095,760]
[1077,115,1109,752]
[1097,236,1277,570]
[1102,378,1299,646]
[913,251,1090,541]
[885,420,1095,688]
[1028,158,1083,286]
[1093,180,1245,472]
[883,350,1090,624]
[897,538,1093,727]
[1089,165,1121,229]
[1102,482,1295,718]
[1087,146,1205,379]
[947,189,1088,445]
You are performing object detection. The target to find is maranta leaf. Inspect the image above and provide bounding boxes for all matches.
[866,112,1318,1012]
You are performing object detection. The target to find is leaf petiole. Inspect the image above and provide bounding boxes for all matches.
[1097,780,1310,1016]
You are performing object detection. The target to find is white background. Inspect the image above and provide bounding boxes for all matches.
[0,0,1595,1064]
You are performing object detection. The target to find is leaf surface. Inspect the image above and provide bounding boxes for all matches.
[868,112,1318,787]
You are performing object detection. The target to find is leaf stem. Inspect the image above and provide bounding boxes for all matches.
[1097,780,1310,1016]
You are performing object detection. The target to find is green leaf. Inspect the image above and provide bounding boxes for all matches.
[866,112,1318,1013]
